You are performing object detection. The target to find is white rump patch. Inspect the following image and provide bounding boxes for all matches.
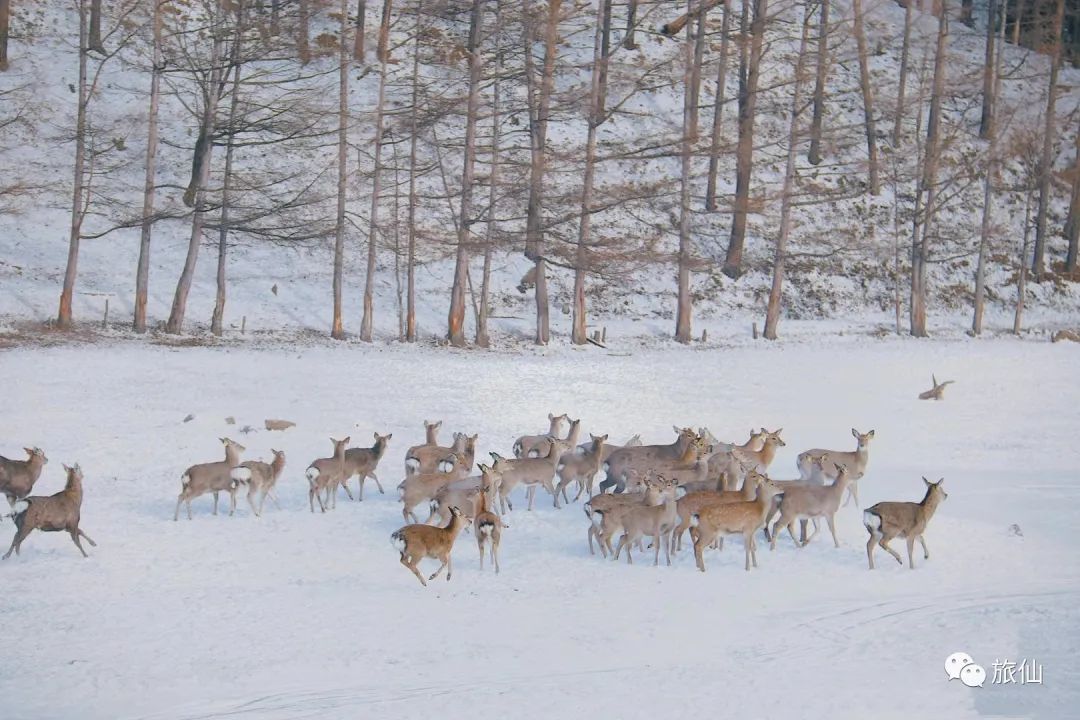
[689,514,700,528]
[305,467,320,482]
[230,467,252,483]
[863,511,881,532]
[181,473,191,487]
[390,533,406,553]
[12,500,29,515]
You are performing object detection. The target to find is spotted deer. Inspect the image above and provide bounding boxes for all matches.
[689,477,783,572]
[670,469,763,553]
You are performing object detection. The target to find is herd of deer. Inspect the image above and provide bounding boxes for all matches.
[0,413,948,586]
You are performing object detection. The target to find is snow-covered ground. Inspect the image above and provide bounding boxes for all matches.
[1,335,1078,719]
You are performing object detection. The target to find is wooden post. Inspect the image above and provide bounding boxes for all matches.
[102,298,109,329]
[241,315,247,334]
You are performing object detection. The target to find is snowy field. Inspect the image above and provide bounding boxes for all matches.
[1,335,1078,720]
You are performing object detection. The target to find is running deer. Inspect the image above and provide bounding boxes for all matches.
[306,437,351,513]
[513,412,570,458]
[689,477,783,572]
[404,420,442,473]
[600,427,698,493]
[4,463,96,559]
[390,505,470,586]
[587,474,667,557]
[864,477,948,570]
[555,434,607,504]
[918,374,954,400]
[0,447,49,507]
[230,449,286,517]
[399,459,461,523]
[670,469,763,553]
[174,438,246,521]
[611,476,680,566]
[489,434,571,512]
[474,480,506,573]
[769,463,855,550]
[796,429,874,507]
[344,432,392,501]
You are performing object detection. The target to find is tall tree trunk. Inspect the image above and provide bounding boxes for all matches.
[978,0,997,139]
[723,0,767,278]
[166,13,224,335]
[1014,188,1033,333]
[354,0,366,61]
[447,0,485,347]
[477,1,503,348]
[0,0,11,70]
[572,0,610,344]
[687,4,707,141]
[1011,0,1022,44]
[212,0,245,337]
[960,0,973,24]
[89,0,104,53]
[1032,0,1065,278]
[910,2,947,338]
[675,0,699,342]
[764,6,812,339]
[134,0,163,333]
[807,0,829,165]
[891,0,912,147]
[57,0,90,330]
[360,46,389,342]
[298,0,310,64]
[405,1,420,342]
[851,0,880,195]
[624,0,638,49]
[1066,114,1080,273]
[974,0,1006,335]
[704,0,731,211]
[524,0,559,345]
[332,0,349,339]
[377,0,391,62]
[271,0,280,35]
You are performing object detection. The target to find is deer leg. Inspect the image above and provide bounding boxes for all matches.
[478,537,485,569]
[918,534,930,560]
[446,554,453,581]
[691,529,706,572]
[879,536,902,565]
[526,485,535,511]
[247,487,260,517]
[428,558,448,581]
[3,526,30,559]
[174,494,185,522]
[906,536,917,569]
[798,518,809,544]
[267,489,281,510]
[802,518,820,546]
[827,514,839,548]
[77,529,96,546]
[746,532,756,570]
[340,479,354,502]
[370,472,385,494]
[356,476,364,502]
[228,489,237,516]
[491,538,500,573]
[866,530,878,569]
[212,491,219,516]
[763,504,779,541]
[69,528,90,558]
[401,554,427,586]
[588,524,597,556]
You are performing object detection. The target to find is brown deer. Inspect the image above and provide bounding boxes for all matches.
[0,447,49,507]
[474,480,506,573]
[399,460,462,524]
[390,505,470,586]
[404,420,442,474]
[344,432,392,501]
[600,427,698,493]
[4,463,96,559]
[918,374,954,400]
[427,463,499,527]
[489,435,570,513]
[670,468,763,553]
[306,437,350,513]
[175,438,246,521]
[864,477,948,570]
[555,434,607,504]
[610,476,680,566]
[769,463,855,549]
[578,433,642,462]
[796,429,874,507]
[689,477,783,572]
[406,433,477,477]
[513,412,570,458]
[230,449,286,517]
[583,475,666,555]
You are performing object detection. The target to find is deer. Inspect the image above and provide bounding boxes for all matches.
[670,468,763,553]
[587,474,667,558]
[404,420,442,473]
[769,463,855,550]
[427,463,499,527]
[513,412,570,458]
[731,429,785,473]
[0,447,49,507]
[919,374,954,400]
[406,433,477,478]
[599,427,698,493]
[399,460,462,524]
[610,476,680,566]
[474,479,506,574]
[390,505,470,586]
[707,430,765,489]
[489,435,572,512]
[229,449,286,517]
[306,437,350,513]
[174,438,246,521]
[660,436,717,488]
[689,477,783,572]
[344,432,392,501]
[579,433,642,463]
[555,434,607,504]
[762,452,830,542]
[4,463,96,560]
[796,428,874,507]
[864,477,948,570]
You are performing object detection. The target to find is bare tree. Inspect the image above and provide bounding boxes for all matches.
[298,0,310,64]
[891,0,913,147]
[851,0,879,194]
[447,0,485,347]
[624,0,638,49]
[572,0,611,343]
[405,0,420,342]
[360,19,390,342]
[974,0,1006,335]
[978,0,997,139]
[687,3,707,141]
[723,0,767,278]
[355,0,366,61]
[807,0,829,165]
[910,1,947,338]
[675,0,700,342]
[376,0,391,62]
[1065,116,1080,273]
[89,0,105,53]
[1031,0,1064,278]
[166,5,225,334]
[0,0,11,70]
[477,0,504,348]
[332,0,349,339]
[134,0,163,333]
[764,3,812,339]
[704,0,731,211]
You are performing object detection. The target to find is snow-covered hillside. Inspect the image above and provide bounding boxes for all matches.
[0,0,1078,343]
[1,337,1077,718]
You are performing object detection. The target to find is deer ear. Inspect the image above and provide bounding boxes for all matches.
[923,476,931,485]
[868,430,875,437]
[851,428,859,438]
[548,413,555,420]
[937,478,945,486]
[24,447,33,455]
